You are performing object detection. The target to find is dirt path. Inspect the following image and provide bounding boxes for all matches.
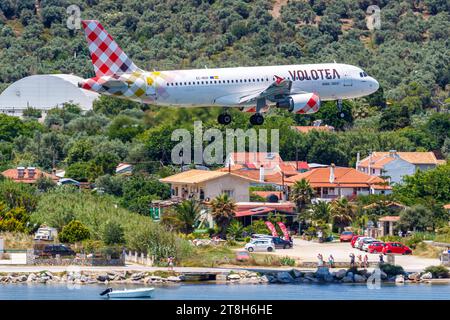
[270,0,288,19]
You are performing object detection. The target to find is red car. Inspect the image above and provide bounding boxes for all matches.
[351,235,364,248]
[367,242,385,254]
[339,231,354,242]
[382,242,412,255]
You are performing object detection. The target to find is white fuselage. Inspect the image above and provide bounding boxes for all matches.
[147,63,379,107]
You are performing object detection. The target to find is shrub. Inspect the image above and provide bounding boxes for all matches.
[59,220,90,243]
[380,263,405,277]
[424,265,449,278]
[279,256,296,266]
[102,221,125,245]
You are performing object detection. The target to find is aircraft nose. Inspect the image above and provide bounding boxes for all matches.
[368,77,379,93]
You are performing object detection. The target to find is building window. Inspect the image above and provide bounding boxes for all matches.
[222,189,234,198]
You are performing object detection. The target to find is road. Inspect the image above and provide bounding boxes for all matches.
[264,238,440,272]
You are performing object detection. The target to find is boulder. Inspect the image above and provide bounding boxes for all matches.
[324,274,334,282]
[27,274,37,282]
[420,272,432,280]
[131,272,144,281]
[276,271,294,283]
[342,275,354,283]
[395,275,405,284]
[227,274,241,280]
[380,271,388,280]
[335,269,347,279]
[354,274,366,283]
[167,276,182,282]
[97,274,108,282]
[408,273,421,281]
[245,272,259,278]
[260,275,269,283]
[292,269,303,278]
[315,267,331,280]
[18,275,28,282]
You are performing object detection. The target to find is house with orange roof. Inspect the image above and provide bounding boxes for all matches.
[1,167,59,184]
[357,150,441,184]
[159,169,261,202]
[286,164,391,201]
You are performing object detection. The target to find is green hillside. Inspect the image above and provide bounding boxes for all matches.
[0,0,449,103]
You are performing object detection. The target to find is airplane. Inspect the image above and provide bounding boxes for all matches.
[78,20,379,125]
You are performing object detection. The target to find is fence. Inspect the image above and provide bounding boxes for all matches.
[124,250,156,266]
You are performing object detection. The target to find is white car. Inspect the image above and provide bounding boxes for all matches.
[356,237,375,250]
[245,239,275,252]
[361,239,379,251]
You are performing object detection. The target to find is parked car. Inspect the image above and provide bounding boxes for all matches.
[351,235,364,248]
[361,239,380,251]
[382,242,412,255]
[367,242,386,254]
[245,239,275,252]
[271,237,293,249]
[339,231,354,242]
[37,244,75,257]
[356,237,375,250]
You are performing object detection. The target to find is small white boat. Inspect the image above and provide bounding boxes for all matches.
[100,287,155,299]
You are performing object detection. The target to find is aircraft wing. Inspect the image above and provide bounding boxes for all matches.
[238,76,293,104]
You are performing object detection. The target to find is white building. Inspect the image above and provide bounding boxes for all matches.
[357,151,442,184]
[0,74,99,116]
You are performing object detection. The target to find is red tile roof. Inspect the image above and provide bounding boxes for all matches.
[286,166,390,189]
[1,168,58,184]
[252,191,284,199]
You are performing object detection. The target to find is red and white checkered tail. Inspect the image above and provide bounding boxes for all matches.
[81,20,141,77]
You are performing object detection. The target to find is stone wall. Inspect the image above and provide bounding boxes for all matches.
[27,250,125,266]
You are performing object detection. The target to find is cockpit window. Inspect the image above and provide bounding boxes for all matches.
[360,72,369,77]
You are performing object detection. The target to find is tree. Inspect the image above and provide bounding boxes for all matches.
[58,220,91,243]
[107,115,144,142]
[379,105,411,131]
[227,220,244,240]
[309,200,331,223]
[290,179,314,212]
[330,198,355,233]
[173,199,201,234]
[102,221,125,245]
[35,176,56,192]
[398,205,435,232]
[210,193,236,239]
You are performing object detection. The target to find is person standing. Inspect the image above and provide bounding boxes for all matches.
[167,256,174,271]
[363,254,369,269]
[349,253,355,267]
[317,253,324,267]
[328,254,335,268]
[379,253,384,265]
[357,254,363,268]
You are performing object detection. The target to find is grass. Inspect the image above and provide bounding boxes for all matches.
[413,242,443,259]
[0,232,33,249]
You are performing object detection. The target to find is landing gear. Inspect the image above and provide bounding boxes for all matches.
[218,113,232,125]
[337,99,345,118]
[249,98,266,125]
[250,113,264,125]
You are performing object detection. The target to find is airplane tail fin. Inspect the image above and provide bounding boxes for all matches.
[81,20,141,77]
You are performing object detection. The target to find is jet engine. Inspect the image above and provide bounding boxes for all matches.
[276,93,320,114]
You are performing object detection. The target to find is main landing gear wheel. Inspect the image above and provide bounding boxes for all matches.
[250,113,264,125]
[337,99,345,118]
[218,113,232,125]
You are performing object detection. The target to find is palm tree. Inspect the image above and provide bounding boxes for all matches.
[330,197,356,233]
[209,193,236,239]
[290,179,315,212]
[174,199,201,234]
[309,200,331,224]
[227,220,244,240]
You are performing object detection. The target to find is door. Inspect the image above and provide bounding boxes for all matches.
[343,73,353,87]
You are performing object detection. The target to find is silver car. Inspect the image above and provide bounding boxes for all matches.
[245,239,275,252]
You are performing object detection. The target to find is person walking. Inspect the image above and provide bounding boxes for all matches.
[328,254,335,268]
[357,254,363,268]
